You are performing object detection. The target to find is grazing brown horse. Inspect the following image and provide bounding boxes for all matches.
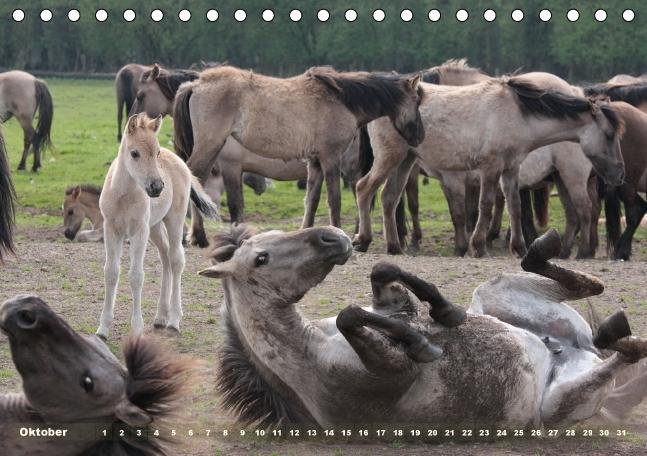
[173,65,425,244]
[0,295,197,455]
[0,127,15,261]
[0,71,53,172]
[115,63,151,141]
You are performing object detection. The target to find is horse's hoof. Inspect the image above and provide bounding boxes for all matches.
[431,305,467,328]
[559,248,571,260]
[31,167,40,173]
[190,233,210,248]
[386,245,404,255]
[165,326,181,336]
[406,340,443,363]
[574,250,593,260]
[352,235,370,253]
[486,231,500,243]
[511,243,527,258]
[153,323,167,330]
[594,309,632,350]
[17,164,25,171]
[521,229,561,271]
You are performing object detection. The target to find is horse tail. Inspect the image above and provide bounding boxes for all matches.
[190,175,219,220]
[115,68,134,140]
[173,84,195,161]
[357,125,377,211]
[32,79,53,154]
[0,130,15,261]
[604,187,622,257]
[533,183,551,228]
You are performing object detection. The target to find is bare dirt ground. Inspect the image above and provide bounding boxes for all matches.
[1,226,646,455]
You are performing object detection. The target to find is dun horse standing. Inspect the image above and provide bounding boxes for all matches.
[173,65,425,243]
[97,113,218,338]
[0,70,53,172]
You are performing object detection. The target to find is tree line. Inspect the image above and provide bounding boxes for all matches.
[0,0,644,83]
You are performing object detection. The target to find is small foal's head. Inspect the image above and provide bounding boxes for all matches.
[122,113,165,197]
[63,186,88,240]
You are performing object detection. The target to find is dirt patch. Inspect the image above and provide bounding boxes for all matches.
[1,227,646,455]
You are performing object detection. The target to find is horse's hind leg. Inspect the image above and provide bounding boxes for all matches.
[301,159,324,229]
[336,304,442,373]
[149,223,171,328]
[164,213,186,333]
[469,167,501,257]
[370,262,466,327]
[97,224,125,339]
[501,165,527,257]
[189,205,209,248]
[221,165,245,224]
[16,121,35,172]
[439,173,469,257]
[322,157,342,227]
[554,174,580,259]
[382,151,418,254]
[614,190,647,261]
[487,186,505,244]
[521,228,604,299]
[405,166,422,251]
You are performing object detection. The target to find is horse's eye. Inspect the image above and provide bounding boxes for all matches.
[130,150,140,160]
[67,209,74,216]
[80,375,94,393]
[255,253,269,267]
[137,92,144,101]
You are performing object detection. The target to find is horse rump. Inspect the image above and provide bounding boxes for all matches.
[172,84,195,161]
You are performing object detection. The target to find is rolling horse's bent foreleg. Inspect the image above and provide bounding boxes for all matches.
[336,304,442,373]
[370,262,467,327]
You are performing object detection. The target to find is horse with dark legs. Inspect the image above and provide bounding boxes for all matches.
[62,185,104,242]
[0,295,197,455]
[0,70,53,172]
[0,128,15,261]
[115,63,151,141]
[173,65,425,245]
[357,73,624,256]
[200,224,647,428]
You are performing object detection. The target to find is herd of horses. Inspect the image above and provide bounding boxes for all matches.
[0,58,647,453]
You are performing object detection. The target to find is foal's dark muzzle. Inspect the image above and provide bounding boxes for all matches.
[64,228,76,240]
[146,179,164,198]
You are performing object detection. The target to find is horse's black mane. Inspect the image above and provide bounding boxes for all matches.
[307,66,423,119]
[583,82,647,108]
[83,336,196,456]
[142,68,200,101]
[65,184,101,196]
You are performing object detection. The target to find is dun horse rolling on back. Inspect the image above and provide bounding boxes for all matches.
[97,113,218,339]
[173,65,425,241]
[0,71,53,172]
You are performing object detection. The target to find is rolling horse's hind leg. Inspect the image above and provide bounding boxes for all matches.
[521,228,604,299]
[336,304,442,374]
[370,262,467,327]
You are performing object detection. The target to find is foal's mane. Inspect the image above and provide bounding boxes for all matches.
[306,66,422,119]
[506,77,623,134]
[65,184,101,196]
[141,67,200,101]
[583,82,647,108]
[85,336,197,456]
[208,224,257,262]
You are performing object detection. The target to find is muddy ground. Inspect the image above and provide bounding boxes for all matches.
[1,226,646,455]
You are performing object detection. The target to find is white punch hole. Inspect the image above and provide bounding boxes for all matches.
[12,9,25,22]
[373,9,385,22]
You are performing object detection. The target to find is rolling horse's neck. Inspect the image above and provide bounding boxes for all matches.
[223,280,317,395]
[0,393,93,455]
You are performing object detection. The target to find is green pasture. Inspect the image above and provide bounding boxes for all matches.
[1,78,644,256]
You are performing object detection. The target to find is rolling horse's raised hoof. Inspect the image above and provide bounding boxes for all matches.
[594,309,632,350]
[521,228,561,271]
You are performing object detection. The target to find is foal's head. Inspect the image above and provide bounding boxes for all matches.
[62,185,100,240]
[0,295,195,453]
[131,64,173,118]
[200,224,352,305]
[122,112,165,197]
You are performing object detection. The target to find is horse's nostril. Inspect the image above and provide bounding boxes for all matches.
[15,309,37,329]
[320,233,340,245]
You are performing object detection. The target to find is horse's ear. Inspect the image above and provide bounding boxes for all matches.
[71,186,81,200]
[147,114,163,133]
[115,399,152,427]
[125,115,139,135]
[199,262,236,279]
[149,63,161,81]
[407,73,422,91]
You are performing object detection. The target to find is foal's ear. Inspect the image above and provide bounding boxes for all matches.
[147,115,163,133]
[71,186,81,200]
[115,399,152,427]
[149,63,161,81]
[125,115,139,135]
[407,73,422,90]
[199,262,236,279]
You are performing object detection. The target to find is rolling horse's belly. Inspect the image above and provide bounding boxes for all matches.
[394,317,550,427]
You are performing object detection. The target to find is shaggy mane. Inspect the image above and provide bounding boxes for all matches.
[306,66,423,119]
[65,184,101,196]
[84,336,197,456]
[583,82,647,108]
[208,224,257,262]
[218,311,317,428]
[142,67,200,101]
[422,58,485,84]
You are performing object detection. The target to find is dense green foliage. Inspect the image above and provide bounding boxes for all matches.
[0,0,645,81]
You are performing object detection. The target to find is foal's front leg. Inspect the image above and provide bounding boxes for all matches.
[128,224,149,334]
[97,224,124,339]
[164,214,186,333]
[149,223,171,328]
